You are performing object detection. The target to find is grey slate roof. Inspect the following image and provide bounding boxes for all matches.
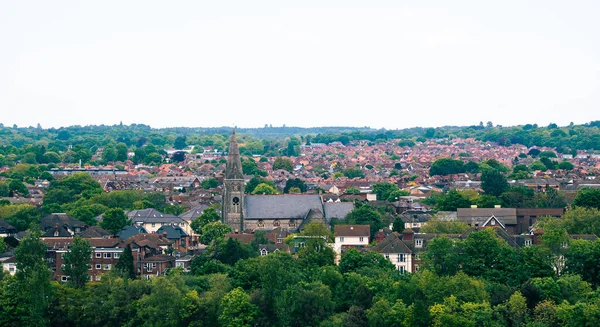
[127,209,183,224]
[457,208,518,225]
[179,205,210,220]
[371,233,412,254]
[40,213,86,232]
[117,225,148,240]
[323,202,354,220]
[156,225,188,239]
[244,195,323,220]
[79,226,111,238]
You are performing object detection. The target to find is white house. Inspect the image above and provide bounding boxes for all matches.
[371,233,413,273]
[333,225,370,263]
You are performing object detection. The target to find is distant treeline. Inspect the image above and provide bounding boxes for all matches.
[1,122,599,167]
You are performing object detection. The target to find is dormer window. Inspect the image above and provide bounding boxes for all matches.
[273,221,280,227]
[415,239,423,248]
[491,220,496,226]
[54,231,59,237]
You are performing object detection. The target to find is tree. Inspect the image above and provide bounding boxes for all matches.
[392,217,404,233]
[62,235,93,288]
[507,292,527,327]
[344,306,368,327]
[190,207,221,235]
[343,167,365,179]
[558,161,574,170]
[14,225,52,326]
[344,205,383,238]
[284,178,307,193]
[273,157,294,172]
[101,208,131,235]
[275,281,334,327]
[436,190,471,211]
[573,188,600,210]
[422,236,461,276]
[219,287,259,327]
[429,158,465,176]
[200,222,232,244]
[115,143,128,162]
[481,169,509,197]
[297,238,335,268]
[372,183,398,201]
[115,244,136,279]
[201,178,219,189]
[102,145,117,162]
[252,183,278,195]
[174,136,187,150]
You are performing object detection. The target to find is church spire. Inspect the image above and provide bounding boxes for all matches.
[225,129,243,180]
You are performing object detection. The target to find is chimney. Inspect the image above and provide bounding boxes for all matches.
[402,228,414,241]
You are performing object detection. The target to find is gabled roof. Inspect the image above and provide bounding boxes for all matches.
[323,202,354,220]
[371,233,412,254]
[334,225,370,237]
[40,213,86,231]
[117,225,148,240]
[0,219,16,232]
[42,225,71,237]
[79,226,111,238]
[179,205,210,220]
[156,225,188,238]
[225,233,254,244]
[244,195,323,219]
[127,209,183,223]
[481,215,506,229]
[121,233,172,249]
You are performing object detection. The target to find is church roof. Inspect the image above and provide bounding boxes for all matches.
[323,202,354,220]
[244,195,323,219]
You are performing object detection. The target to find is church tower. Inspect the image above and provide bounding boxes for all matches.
[222,129,244,232]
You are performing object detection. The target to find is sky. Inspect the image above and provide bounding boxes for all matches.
[1,1,599,129]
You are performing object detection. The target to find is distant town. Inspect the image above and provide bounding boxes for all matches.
[1,122,600,326]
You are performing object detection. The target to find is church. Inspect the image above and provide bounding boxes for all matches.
[221,130,354,233]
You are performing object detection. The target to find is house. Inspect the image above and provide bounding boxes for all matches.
[175,255,194,272]
[0,256,17,276]
[333,225,370,262]
[40,213,87,236]
[0,220,17,237]
[258,243,291,256]
[156,225,193,252]
[371,232,413,273]
[44,238,124,282]
[127,208,193,236]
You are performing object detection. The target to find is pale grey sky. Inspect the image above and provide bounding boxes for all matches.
[1,1,599,129]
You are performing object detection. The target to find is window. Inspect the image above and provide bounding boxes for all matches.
[561,242,569,248]
[415,239,423,248]
[113,253,120,259]
[61,276,68,282]
[385,254,390,259]
[61,264,66,270]
[277,238,283,244]
[490,219,496,226]
[339,237,345,242]
[103,264,111,270]
[95,252,102,258]
[95,264,101,270]
[398,254,406,262]
[152,223,156,227]
[413,223,418,227]
[95,275,101,281]
[524,239,532,247]
[260,249,268,256]
[257,220,264,227]
[152,263,157,268]
[359,237,364,242]
[103,253,112,259]
[398,266,406,274]
[289,220,296,227]
[273,221,280,227]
